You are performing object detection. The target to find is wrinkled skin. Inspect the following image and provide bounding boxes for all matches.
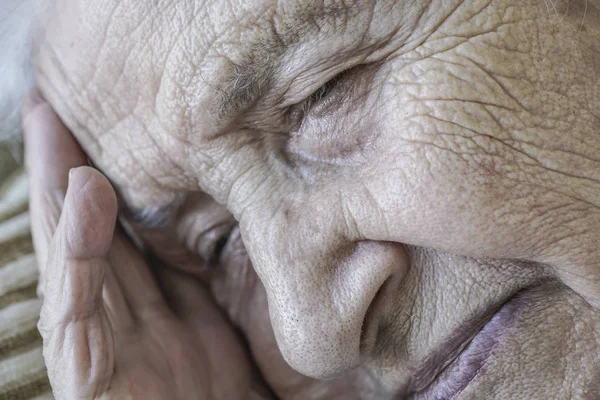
[33,0,600,398]
[24,99,275,399]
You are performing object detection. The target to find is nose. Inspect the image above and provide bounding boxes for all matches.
[242,207,408,378]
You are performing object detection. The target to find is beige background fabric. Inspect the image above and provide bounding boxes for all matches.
[0,163,53,399]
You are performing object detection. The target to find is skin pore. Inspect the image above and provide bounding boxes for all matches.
[31,0,599,398]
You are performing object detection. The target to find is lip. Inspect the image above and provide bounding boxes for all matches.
[410,288,533,399]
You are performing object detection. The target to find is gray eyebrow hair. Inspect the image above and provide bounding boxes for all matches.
[217,57,277,121]
[215,1,363,122]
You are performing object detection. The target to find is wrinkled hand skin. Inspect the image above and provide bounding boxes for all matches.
[23,98,274,400]
[34,0,600,398]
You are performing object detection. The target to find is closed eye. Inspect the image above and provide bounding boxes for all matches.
[287,72,346,129]
[126,205,176,229]
[201,226,232,265]
[293,67,359,124]
[305,73,343,110]
[308,77,338,104]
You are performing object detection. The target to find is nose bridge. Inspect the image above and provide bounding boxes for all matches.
[243,201,404,378]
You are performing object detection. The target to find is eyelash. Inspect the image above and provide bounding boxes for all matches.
[201,226,232,265]
[308,77,338,105]
[305,73,344,111]
[127,205,233,264]
[288,73,343,128]
[127,206,175,229]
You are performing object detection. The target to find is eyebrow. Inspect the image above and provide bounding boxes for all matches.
[215,1,362,122]
[217,58,276,121]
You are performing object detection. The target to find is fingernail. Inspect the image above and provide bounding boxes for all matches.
[68,168,75,183]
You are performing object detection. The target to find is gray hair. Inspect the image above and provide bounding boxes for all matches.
[0,0,40,157]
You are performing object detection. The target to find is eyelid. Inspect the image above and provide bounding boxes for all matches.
[289,73,348,128]
[307,77,338,105]
[281,63,354,107]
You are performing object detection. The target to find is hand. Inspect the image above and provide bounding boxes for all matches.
[23,90,269,400]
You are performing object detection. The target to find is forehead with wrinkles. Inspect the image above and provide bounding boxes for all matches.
[37,0,387,129]
[36,1,365,188]
[35,0,600,208]
[34,0,436,208]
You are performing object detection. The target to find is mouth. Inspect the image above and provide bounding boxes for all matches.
[410,287,536,399]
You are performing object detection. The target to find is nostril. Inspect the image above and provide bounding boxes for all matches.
[360,275,392,353]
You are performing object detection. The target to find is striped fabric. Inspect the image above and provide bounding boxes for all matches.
[0,169,53,400]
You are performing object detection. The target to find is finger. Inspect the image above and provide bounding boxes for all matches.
[38,166,117,398]
[153,263,213,318]
[103,231,169,327]
[102,260,136,331]
[22,89,88,294]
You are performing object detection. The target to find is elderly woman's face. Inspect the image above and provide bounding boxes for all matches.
[35,0,599,397]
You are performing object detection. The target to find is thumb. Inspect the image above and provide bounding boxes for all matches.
[38,166,118,399]
[23,88,89,296]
